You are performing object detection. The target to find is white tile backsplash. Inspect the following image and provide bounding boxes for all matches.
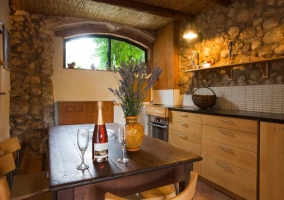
[152,89,180,105]
[231,86,239,110]
[189,84,284,114]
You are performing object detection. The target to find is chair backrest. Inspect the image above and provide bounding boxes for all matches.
[168,171,198,200]
[0,153,16,177]
[0,153,16,200]
[0,137,21,154]
[0,139,52,200]
[105,171,199,200]
[0,137,21,189]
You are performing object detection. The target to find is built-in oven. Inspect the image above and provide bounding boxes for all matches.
[148,115,168,142]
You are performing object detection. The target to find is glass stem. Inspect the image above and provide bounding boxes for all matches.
[122,144,126,158]
[81,151,85,165]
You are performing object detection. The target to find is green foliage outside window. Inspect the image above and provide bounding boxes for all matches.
[65,36,146,70]
[110,39,146,69]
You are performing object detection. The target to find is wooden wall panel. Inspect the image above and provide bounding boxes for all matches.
[153,21,180,90]
[58,101,114,125]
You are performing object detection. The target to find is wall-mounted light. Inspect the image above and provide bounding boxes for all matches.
[183,24,198,39]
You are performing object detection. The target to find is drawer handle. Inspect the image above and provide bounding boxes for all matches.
[219,130,232,135]
[180,123,188,127]
[180,114,188,118]
[179,135,188,140]
[219,146,233,152]
[217,163,233,172]
[219,119,233,124]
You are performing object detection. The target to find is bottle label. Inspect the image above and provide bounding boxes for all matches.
[94,143,108,159]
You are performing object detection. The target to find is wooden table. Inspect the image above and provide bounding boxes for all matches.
[48,123,202,199]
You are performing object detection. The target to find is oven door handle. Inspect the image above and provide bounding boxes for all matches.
[149,122,168,129]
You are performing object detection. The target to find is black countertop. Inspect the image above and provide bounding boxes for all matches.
[166,106,284,123]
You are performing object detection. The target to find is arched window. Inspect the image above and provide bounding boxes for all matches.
[64,35,147,70]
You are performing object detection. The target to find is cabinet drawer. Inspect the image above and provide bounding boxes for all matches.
[169,111,201,123]
[169,130,201,153]
[202,139,257,173]
[66,106,83,112]
[169,119,201,137]
[59,102,87,114]
[146,105,168,118]
[202,125,257,152]
[202,115,257,133]
[201,154,256,200]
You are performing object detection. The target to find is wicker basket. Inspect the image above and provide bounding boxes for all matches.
[192,87,216,109]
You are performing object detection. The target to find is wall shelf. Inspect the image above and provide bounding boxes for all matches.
[185,56,284,82]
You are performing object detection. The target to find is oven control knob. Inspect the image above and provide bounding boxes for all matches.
[156,118,161,122]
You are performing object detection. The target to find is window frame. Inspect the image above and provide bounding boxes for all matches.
[63,34,148,70]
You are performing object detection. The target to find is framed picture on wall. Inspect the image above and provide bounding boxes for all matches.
[2,23,10,71]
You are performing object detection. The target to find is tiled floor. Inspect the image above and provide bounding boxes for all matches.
[194,180,234,200]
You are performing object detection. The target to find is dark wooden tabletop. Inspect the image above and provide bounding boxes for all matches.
[48,123,202,199]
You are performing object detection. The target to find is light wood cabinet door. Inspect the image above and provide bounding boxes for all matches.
[202,124,257,152]
[169,111,201,123]
[202,115,257,133]
[201,154,256,200]
[169,119,202,137]
[202,139,257,173]
[260,122,284,200]
[169,130,201,153]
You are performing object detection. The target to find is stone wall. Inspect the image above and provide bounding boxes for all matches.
[179,0,284,94]
[9,11,56,153]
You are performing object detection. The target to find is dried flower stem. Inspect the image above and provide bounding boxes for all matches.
[109,60,162,116]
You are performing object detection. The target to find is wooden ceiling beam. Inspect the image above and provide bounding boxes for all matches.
[91,0,195,21]
[207,0,233,7]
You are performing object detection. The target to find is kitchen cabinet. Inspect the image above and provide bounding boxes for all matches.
[169,110,258,199]
[201,115,257,199]
[260,122,284,200]
[168,111,202,174]
[168,106,284,199]
[57,101,114,125]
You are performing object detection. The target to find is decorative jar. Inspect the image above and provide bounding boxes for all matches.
[124,116,144,151]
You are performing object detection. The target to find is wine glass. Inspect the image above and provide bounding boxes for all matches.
[117,124,129,163]
[76,128,89,170]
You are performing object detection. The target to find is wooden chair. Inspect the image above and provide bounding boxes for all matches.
[0,137,53,200]
[105,171,198,200]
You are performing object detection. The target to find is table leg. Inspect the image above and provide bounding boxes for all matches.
[178,163,192,193]
[56,188,74,200]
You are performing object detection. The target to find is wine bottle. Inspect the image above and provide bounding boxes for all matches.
[92,101,108,162]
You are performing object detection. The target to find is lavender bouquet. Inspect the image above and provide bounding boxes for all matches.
[109,60,162,117]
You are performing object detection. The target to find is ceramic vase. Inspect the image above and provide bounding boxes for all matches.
[124,116,144,151]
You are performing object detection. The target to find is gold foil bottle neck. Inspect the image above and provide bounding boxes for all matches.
[97,101,103,108]
[97,101,104,125]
